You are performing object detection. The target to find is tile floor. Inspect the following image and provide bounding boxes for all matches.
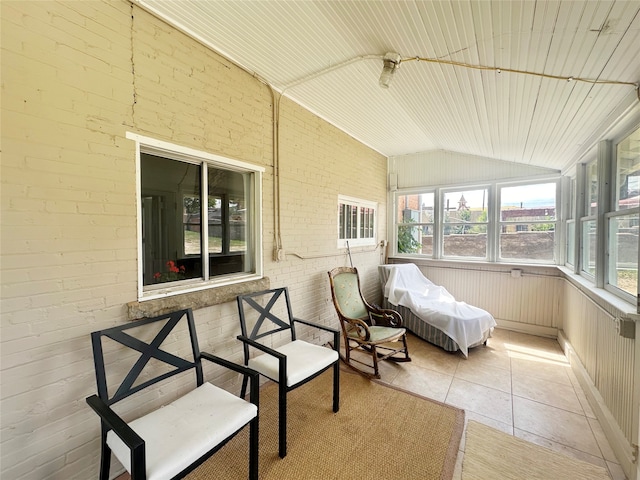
[362,328,627,480]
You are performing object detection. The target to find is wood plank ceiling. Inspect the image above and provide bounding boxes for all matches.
[133,0,640,172]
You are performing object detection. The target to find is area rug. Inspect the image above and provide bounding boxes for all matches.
[462,420,611,480]
[186,369,465,480]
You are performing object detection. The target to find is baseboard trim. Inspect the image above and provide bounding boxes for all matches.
[557,330,636,480]
[495,319,557,338]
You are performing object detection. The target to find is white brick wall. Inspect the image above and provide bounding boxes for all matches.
[1,2,388,479]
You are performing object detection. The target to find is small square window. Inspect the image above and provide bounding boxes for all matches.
[338,195,377,247]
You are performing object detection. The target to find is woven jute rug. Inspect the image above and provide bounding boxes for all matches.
[186,369,465,480]
[462,420,611,480]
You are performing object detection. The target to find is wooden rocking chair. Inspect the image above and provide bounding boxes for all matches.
[328,266,410,378]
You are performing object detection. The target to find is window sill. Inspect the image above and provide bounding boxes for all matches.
[127,277,270,320]
[557,266,639,320]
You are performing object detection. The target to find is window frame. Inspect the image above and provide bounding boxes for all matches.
[128,133,264,301]
[395,190,436,256]
[440,185,490,261]
[603,124,640,303]
[392,177,560,264]
[497,181,559,264]
[337,195,377,248]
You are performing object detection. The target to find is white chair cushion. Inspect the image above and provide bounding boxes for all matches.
[106,382,257,480]
[248,339,339,387]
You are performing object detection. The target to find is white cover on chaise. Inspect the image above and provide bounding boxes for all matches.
[379,263,496,357]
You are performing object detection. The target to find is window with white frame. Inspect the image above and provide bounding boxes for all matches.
[396,192,434,255]
[607,125,640,298]
[393,179,559,263]
[580,159,598,278]
[338,195,377,247]
[442,188,488,259]
[499,182,557,263]
[131,134,263,297]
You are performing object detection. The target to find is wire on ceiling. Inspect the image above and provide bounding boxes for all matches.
[400,55,639,89]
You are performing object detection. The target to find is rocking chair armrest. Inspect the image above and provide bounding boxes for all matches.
[292,317,341,351]
[346,317,372,342]
[86,394,145,453]
[369,308,403,328]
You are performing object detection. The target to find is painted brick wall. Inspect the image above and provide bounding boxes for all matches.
[1,2,387,479]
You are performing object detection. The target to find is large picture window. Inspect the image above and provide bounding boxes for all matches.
[130,134,263,298]
[394,180,558,264]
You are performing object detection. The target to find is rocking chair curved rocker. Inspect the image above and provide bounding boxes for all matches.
[328,266,410,378]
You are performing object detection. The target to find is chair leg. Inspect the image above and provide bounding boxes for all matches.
[99,431,111,480]
[402,334,411,361]
[278,382,287,458]
[332,361,340,413]
[370,345,381,378]
[248,416,259,480]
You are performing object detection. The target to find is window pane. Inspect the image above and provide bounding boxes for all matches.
[608,213,638,295]
[141,154,201,285]
[500,183,556,220]
[397,225,433,255]
[397,193,434,223]
[581,220,596,276]
[207,196,223,254]
[616,126,640,210]
[587,161,598,216]
[360,207,374,239]
[499,223,555,261]
[443,189,487,258]
[444,189,488,222]
[443,224,487,258]
[208,167,250,276]
[499,183,556,261]
[183,194,202,255]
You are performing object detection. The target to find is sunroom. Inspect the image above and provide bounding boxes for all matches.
[1,1,639,479]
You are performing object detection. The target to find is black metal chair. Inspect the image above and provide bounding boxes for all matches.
[236,287,340,458]
[86,309,259,480]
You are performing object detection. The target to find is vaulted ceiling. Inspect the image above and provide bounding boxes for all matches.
[133,0,640,173]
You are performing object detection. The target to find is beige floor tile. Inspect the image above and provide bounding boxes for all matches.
[464,344,512,371]
[506,331,564,353]
[454,359,512,393]
[513,396,601,457]
[510,354,573,385]
[388,362,453,402]
[410,347,461,376]
[512,373,584,414]
[445,377,513,425]
[374,330,624,479]
[514,428,609,469]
